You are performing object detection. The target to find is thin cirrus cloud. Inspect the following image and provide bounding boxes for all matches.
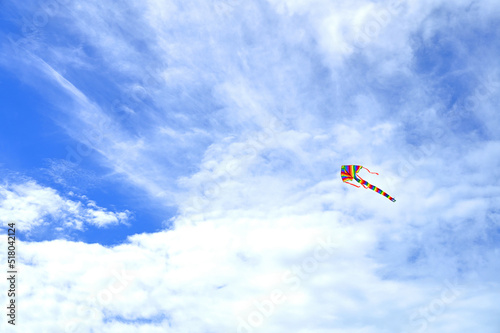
[0,0,499,332]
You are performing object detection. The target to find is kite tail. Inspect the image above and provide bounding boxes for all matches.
[355,177,396,202]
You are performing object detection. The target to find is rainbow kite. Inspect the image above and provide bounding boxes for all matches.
[340,165,396,202]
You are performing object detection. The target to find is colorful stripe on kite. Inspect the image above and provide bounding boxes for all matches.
[340,165,363,182]
[355,177,396,202]
[340,164,396,202]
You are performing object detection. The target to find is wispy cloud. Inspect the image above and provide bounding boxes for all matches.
[0,0,499,332]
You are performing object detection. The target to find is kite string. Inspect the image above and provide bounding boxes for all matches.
[363,167,379,175]
[345,181,361,188]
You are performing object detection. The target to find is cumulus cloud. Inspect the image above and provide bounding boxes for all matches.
[1,210,499,332]
[0,180,130,231]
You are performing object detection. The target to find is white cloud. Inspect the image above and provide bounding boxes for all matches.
[0,0,499,332]
[1,209,499,332]
[0,181,130,231]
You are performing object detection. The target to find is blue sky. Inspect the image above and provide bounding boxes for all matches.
[0,67,168,244]
[1,0,499,332]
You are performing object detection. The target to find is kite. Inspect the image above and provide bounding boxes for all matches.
[340,165,396,202]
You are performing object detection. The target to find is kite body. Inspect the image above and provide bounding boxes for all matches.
[340,165,396,202]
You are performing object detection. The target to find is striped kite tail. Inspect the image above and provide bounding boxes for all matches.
[355,177,396,202]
